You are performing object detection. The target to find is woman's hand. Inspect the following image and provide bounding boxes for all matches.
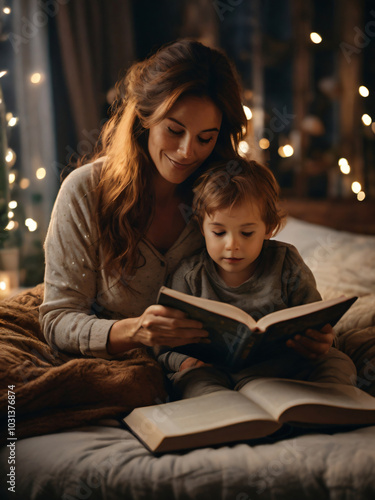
[107,305,209,354]
[286,323,334,359]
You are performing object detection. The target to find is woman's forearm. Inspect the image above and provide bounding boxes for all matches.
[107,317,144,354]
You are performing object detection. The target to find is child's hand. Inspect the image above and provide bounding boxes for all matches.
[179,357,212,372]
[286,324,334,359]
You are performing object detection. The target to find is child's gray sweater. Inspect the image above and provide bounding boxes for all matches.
[158,241,322,371]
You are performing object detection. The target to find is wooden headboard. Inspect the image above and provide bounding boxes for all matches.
[280,198,375,235]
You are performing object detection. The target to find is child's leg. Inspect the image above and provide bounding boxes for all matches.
[231,349,308,391]
[301,347,357,385]
[168,366,233,399]
[231,347,357,390]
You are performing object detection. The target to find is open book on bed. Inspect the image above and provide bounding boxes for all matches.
[123,377,375,453]
[157,286,357,370]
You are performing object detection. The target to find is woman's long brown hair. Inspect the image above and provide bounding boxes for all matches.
[80,39,247,278]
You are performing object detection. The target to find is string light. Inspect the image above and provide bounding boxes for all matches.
[338,157,348,167]
[351,181,362,194]
[8,116,18,127]
[278,145,294,158]
[242,105,252,120]
[25,218,38,232]
[36,167,46,179]
[339,163,350,174]
[359,86,369,97]
[5,148,14,163]
[30,72,42,84]
[19,178,30,189]
[3,7,11,14]
[357,191,366,201]
[5,148,16,167]
[310,32,322,44]
[259,138,270,149]
[338,158,350,174]
[361,114,372,126]
[239,141,250,154]
[1,18,45,286]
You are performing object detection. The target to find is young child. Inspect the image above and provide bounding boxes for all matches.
[158,159,356,397]
[158,158,357,398]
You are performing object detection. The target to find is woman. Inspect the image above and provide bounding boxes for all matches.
[39,39,247,358]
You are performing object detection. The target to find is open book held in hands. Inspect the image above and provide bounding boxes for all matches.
[123,377,375,453]
[157,286,357,370]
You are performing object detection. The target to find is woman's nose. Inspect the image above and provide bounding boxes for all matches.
[177,136,193,158]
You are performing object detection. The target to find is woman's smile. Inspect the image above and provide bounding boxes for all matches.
[164,154,197,169]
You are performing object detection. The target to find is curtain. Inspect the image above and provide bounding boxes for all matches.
[53,0,135,157]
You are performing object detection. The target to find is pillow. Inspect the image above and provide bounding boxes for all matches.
[275,217,375,333]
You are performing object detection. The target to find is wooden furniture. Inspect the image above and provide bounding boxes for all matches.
[280,198,375,234]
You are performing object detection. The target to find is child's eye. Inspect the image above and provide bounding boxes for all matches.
[167,127,183,135]
[242,232,254,237]
[198,136,213,144]
[213,231,225,237]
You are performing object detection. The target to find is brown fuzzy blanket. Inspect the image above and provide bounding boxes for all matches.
[0,285,167,439]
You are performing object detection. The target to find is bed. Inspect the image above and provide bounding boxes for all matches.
[1,204,375,500]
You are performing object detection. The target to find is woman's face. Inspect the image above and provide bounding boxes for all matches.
[148,95,222,185]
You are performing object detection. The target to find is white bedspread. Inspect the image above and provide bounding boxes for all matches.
[1,424,375,500]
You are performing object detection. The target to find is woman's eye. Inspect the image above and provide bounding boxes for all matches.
[167,127,183,135]
[242,232,254,237]
[213,231,225,237]
[198,136,213,144]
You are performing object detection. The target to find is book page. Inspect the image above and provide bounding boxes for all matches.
[255,296,356,332]
[239,378,375,423]
[129,390,275,438]
[124,390,282,452]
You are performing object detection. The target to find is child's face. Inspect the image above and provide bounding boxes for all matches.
[202,199,273,287]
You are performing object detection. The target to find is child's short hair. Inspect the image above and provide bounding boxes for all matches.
[192,158,286,235]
